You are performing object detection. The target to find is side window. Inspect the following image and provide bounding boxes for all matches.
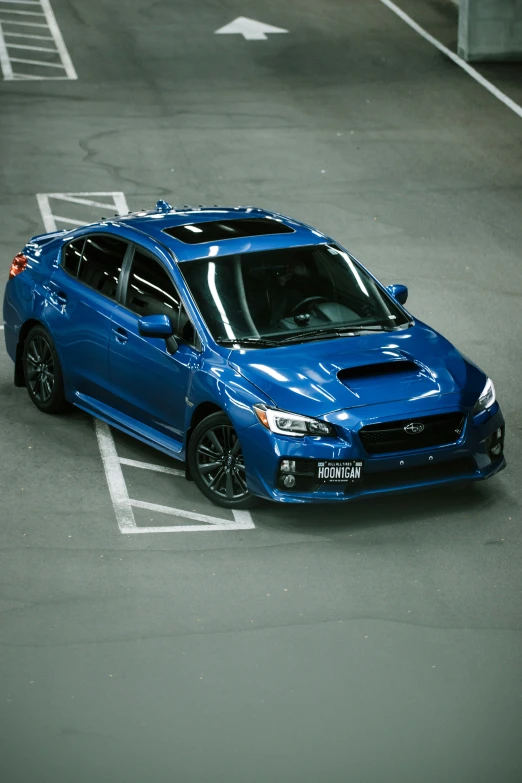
[125,248,181,326]
[62,238,85,278]
[77,235,127,300]
[125,248,200,348]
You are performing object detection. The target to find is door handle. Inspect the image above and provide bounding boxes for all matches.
[114,327,129,344]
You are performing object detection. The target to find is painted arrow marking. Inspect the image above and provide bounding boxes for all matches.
[215,17,288,41]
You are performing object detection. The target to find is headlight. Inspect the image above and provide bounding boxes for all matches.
[473,378,496,415]
[253,404,335,437]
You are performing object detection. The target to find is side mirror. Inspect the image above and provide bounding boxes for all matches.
[387,284,408,305]
[138,314,175,339]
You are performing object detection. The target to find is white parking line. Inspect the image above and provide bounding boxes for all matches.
[49,194,129,210]
[129,499,240,526]
[8,43,61,52]
[10,56,65,67]
[0,20,48,26]
[119,457,185,477]
[95,421,255,534]
[0,23,13,77]
[3,32,54,39]
[94,420,136,533]
[379,0,522,120]
[0,0,77,80]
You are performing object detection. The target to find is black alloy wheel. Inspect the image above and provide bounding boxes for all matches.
[188,412,257,509]
[23,326,67,413]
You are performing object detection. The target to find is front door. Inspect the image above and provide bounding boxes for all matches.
[45,233,129,404]
[109,245,200,443]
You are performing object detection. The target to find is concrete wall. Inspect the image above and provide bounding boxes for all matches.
[459,0,522,60]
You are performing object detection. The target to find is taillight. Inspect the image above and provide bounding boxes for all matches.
[9,253,28,280]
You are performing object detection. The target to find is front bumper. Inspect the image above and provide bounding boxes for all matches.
[239,402,506,504]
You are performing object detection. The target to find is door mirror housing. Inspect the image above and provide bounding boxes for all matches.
[138,314,175,338]
[387,284,408,305]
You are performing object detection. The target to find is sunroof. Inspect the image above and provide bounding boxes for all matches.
[162,218,295,244]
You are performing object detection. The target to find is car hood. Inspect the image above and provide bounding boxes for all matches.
[229,323,485,417]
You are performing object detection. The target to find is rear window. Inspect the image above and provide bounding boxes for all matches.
[162,218,294,245]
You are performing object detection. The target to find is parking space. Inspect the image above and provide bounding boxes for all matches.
[36,191,129,231]
[0,0,76,81]
[97,421,255,533]
[31,190,257,534]
[1,1,521,782]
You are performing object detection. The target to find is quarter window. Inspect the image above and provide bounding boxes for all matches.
[62,238,85,277]
[178,303,198,347]
[77,235,127,300]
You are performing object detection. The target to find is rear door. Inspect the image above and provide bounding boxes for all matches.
[109,245,201,443]
[45,233,130,404]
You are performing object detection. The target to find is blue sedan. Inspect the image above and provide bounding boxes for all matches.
[3,201,505,508]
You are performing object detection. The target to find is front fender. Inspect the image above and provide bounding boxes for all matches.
[188,348,275,432]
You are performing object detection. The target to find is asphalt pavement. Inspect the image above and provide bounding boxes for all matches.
[1,1,521,782]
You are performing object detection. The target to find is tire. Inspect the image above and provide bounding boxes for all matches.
[188,412,258,509]
[22,325,67,414]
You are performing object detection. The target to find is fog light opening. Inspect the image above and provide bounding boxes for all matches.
[487,427,504,460]
[283,474,296,488]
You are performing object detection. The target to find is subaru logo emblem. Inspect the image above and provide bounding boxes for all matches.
[404,422,424,434]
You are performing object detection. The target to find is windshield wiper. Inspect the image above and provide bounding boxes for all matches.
[217,321,404,348]
[278,323,396,344]
[216,337,279,347]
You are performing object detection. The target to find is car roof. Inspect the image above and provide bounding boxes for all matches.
[113,204,329,262]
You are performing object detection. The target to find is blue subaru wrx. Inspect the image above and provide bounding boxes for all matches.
[3,202,506,508]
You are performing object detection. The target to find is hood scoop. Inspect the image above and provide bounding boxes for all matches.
[337,359,439,404]
[337,360,420,383]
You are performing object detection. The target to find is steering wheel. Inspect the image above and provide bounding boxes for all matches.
[290,296,328,316]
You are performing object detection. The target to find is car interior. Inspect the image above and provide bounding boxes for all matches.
[241,253,378,333]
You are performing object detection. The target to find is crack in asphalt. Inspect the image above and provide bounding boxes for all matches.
[1,614,521,649]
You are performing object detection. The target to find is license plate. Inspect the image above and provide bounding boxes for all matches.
[316,460,364,483]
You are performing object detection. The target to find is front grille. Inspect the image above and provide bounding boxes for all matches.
[359,413,465,455]
[355,457,477,492]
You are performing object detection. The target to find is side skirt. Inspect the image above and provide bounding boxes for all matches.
[73,392,185,463]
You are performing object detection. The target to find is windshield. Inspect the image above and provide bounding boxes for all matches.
[180,244,410,345]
